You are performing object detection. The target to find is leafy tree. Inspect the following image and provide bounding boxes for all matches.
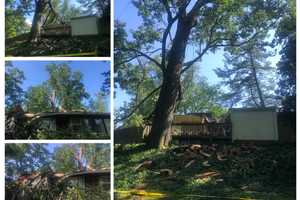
[82,144,110,170]
[46,63,90,112]
[59,0,81,21]
[53,144,110,173]
[77,0,110,16]
[5,144,50,179]
[6,143,110,200]
[115,58,161,126]
[177,69,226,117]
[5,9,30,38]
[25,83,53,113]
[215,41,276,108]
[5,62,25,110]
[6,0,81,41]
[52,145,78,173]
[276,0,296,112]
[88,92,108,113]
[115,0,281,148]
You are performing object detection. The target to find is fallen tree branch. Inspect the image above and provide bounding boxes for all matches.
[115,85,162,123]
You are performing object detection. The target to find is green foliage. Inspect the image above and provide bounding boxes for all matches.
[77,0,110,16]
[5,62,25,110]
[52,145,78,173]
[52,144,110,173]
[25,83,53,113]
[275,0,296,112]
[116,58,161,126]
[178,67,227,117]
[123,113,145,128]
[5,8,30,38]
[83,144,110,169]
[115,0,283,135]
[88,92,108,112]
[64,185,110,200]
[59,0,81,22]
[5,144,50,178]
[215,41,276,108]
[46,63,90,112]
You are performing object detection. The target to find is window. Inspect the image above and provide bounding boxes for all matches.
[70,118,82,132]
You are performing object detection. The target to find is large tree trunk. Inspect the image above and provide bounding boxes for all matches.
[146,16,195,149]
[29,0,48,42]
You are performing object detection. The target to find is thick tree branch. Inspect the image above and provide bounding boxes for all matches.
[47,0,64,24]
[119,48,163,71]
[160,0,173,21]
[182,17,272,74]
[115,85,162,123]
[161,16,178,70]
[115,48,161,67]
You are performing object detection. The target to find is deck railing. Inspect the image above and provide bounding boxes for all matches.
[171,123,232,139]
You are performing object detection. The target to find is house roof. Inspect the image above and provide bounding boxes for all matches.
[60,169,110,183]
[71,15,99,20]
[230,107,277,112]
[67,169,110,178]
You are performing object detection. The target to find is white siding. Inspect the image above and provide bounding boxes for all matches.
[71,16,99,36]
[231,108,278,141]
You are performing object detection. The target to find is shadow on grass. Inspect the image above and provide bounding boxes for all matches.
[115,143,296,200]
[5,33,110,57]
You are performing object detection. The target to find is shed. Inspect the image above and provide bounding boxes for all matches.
[70,15,99,36]
[230,107,278,141]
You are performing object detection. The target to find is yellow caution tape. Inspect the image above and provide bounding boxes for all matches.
[115,190,261,200]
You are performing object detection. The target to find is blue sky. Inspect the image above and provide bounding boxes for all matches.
[9,61,110,110]
[114,0,281,110]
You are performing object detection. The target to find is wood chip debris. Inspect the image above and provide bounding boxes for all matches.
[135,160,153,171]
[184,160,195,168]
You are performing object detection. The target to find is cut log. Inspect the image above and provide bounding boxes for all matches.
[199,150,211,158]
[159,169,174,177]
[134,160,153,171]
[196,171,220,179]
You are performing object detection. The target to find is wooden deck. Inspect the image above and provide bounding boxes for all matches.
[171,123,232,141]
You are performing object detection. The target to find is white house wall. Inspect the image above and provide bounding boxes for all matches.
[231,109,278,141]
[71,17,99,36]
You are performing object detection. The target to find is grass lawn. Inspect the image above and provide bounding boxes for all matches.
[5,34,110,57]
[114,143,295,200]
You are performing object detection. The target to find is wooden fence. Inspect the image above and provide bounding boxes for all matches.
[114,123,232,144]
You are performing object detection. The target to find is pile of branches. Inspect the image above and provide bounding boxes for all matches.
[133,143,295,186]
[6,170,66,200]
[5,107,32,139]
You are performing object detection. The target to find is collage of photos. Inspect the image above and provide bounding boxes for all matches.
[3,0,297,200]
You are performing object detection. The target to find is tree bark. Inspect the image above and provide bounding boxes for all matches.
[146,15,195,149]
[249,51,265,107]
[29,0,48,42]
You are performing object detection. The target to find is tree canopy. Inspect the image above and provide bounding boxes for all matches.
[5,61,25,110]
[5,62,109,113]
[5,143,110,199]
[275,0,296,112]
[115,0,284,148]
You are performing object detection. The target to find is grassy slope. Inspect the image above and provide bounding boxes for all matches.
[5,33,110,57]
[115,143,296,200]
